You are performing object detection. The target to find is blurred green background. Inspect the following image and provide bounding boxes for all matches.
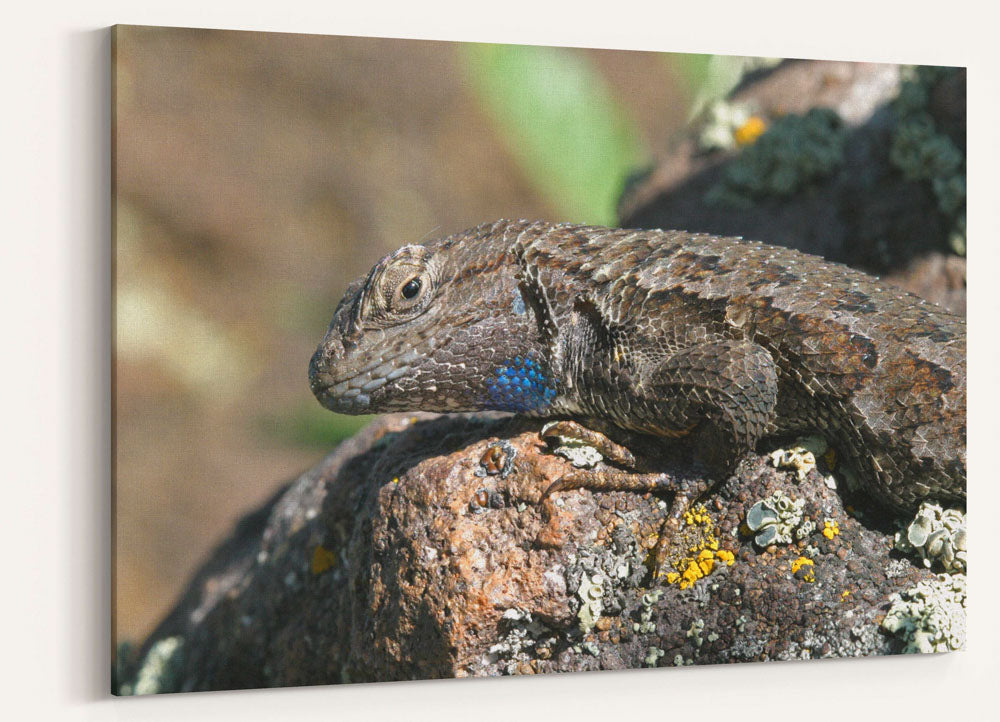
[113,25,751,644]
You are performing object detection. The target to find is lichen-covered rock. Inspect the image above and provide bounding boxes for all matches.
[619,60,966,314]
[882,574,967,653]
[120,412,962,693]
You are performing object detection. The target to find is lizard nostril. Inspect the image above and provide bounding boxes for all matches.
[308,341,338,387]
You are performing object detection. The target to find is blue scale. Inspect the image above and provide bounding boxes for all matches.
[485,354,557,412]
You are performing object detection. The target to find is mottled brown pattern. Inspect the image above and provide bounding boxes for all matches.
[310,220,966,511]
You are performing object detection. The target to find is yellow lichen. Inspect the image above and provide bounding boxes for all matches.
[823,519,841,540]
[734,115,768,146]
[681,562,702,588]
[697,550,715,575]
[716,549,735,565]
[841,589,851,601]
[311,544,337,575]
[661,504,736,588]
[791,556,815,583]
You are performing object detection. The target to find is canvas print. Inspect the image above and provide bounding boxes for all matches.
[112,24,967,694]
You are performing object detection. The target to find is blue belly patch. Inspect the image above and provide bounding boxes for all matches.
[485,354,557,412]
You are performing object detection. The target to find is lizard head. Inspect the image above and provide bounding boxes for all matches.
[309,222,560,415]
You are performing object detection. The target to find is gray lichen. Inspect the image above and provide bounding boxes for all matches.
[565,525,647,639]
[487,608,558,674]
[745,491,813,547]
[895,501,967,573]
[882,574,966,653]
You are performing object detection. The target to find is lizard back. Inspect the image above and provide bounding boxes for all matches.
[512,221,966,510]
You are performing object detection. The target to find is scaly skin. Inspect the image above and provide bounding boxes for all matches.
[309,220,966,511]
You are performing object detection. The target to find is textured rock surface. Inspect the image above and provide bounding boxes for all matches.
[124,412,950,692]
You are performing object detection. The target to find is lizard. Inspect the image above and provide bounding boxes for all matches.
[308,219,966,522]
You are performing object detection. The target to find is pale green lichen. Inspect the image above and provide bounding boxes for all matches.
[707,108,847,208]
[632,589,662,634]
[895,502,967,573]
[890,65,966,256]
[882,574,966,653]
[645,646,665,667]
[542,421,605,468]
[697,100,757,152]
[745,491,813,546]
[488,608,559,673]
[120,636,184,696]
[576,572,605,633]
[770,436,828,480]
[553,443,604,469]
[686,618,706,648]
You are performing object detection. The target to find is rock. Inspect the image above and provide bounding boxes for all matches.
[121,412,954,692]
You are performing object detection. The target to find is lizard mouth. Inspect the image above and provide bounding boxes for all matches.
[308,341,421,414]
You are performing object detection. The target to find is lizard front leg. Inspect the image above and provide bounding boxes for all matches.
[543,338,779,571]
[642,338,780,473]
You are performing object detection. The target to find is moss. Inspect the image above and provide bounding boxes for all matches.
[707,108,847,207]
[889,66,966,255]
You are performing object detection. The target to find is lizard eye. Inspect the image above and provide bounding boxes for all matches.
[400,277,422,300]
[359,244,437,327]
[390,272,429,312]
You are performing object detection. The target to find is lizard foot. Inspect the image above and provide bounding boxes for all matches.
[540,420,638,468]
[541,468,713,580]
[541,469,711,500]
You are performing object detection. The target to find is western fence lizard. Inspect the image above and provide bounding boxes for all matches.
[309,220,966,513]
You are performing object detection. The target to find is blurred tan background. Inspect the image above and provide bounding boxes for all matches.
[113,25,703,644]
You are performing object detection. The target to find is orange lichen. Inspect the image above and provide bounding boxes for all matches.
[311,544,337,575]
[734,116,768,146]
